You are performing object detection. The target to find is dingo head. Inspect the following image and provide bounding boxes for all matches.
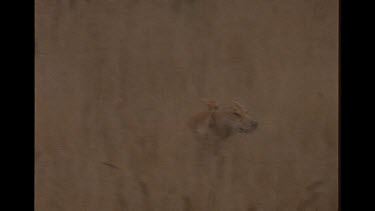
[188,100,258,139]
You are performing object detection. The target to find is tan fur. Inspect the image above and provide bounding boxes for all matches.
[188,101,258,140]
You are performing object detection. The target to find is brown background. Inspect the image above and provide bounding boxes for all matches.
[35,0,338,210]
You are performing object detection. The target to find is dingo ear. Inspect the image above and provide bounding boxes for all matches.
[200,99,219,111]
[232,101,248,113]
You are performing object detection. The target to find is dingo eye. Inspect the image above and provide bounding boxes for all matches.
[233,112,241,117]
